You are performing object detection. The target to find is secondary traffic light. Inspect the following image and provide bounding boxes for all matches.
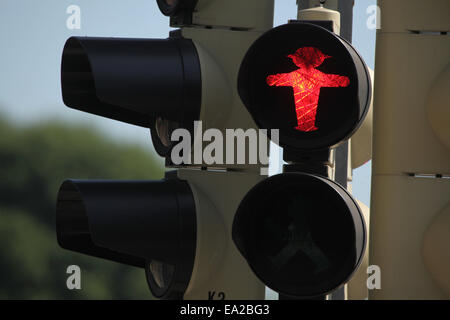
[56,0,275,300]
[233,21,371,299]
[370,0,450,299]
[58,34,203,299]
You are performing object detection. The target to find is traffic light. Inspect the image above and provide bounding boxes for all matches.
[56,1,373,300]
[233,20,371,299]
[56,0,275,300]
[370,0,450,299]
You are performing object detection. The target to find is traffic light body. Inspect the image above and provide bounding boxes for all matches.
[370,0,450,299]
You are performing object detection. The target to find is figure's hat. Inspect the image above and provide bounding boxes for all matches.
[287,47,331,68]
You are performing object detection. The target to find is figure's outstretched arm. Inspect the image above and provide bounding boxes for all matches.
[323,73,350,87]
[266,73,292,87]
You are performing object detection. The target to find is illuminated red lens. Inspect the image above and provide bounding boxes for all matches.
[267,47,350,132]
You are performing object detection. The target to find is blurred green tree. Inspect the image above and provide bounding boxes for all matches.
[0,118,164,299]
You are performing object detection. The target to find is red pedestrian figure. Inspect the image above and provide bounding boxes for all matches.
[266,47,350,132]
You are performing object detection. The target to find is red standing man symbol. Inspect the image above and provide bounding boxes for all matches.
[266,47,350,132]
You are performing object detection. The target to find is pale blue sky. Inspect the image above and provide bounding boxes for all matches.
[0,0,376,205]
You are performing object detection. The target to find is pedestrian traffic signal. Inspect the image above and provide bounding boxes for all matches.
[233,19,371,299]
[232,173,366,298]
[238,22,371,151]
